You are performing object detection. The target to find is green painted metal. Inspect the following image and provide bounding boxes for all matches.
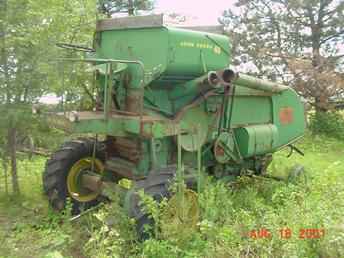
[57,15,305,181]
[95,26,230,83]
[164,27,230,78]
[272,88,306,146]
[234,73,288,93]
[235,124,279,157]
[179,107,209,152]
[230,94,272,125]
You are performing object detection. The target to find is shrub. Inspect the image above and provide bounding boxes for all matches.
[309,111,344,140]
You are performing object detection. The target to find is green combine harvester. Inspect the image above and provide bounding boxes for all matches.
[43,15,305,237]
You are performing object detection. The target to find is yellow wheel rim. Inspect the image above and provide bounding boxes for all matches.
[67,157,104,202]
[161,189,199,239]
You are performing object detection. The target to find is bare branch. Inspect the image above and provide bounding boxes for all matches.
[320,30,344,45]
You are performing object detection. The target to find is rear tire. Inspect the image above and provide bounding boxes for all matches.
[126,166,197,240]
[43,138,104,214]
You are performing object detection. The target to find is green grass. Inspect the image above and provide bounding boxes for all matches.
[0,158,77,258]
[0,133,344,258]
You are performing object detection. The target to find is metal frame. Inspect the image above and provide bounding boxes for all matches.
[55,58,145,119]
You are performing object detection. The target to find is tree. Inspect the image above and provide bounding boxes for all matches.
[97,0,154,17]
[220,0,344,112]
[0,0,98,194]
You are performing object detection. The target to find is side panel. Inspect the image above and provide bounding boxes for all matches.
[231,95,272,126]
[272,88,306,146]
[96,27,231,81]
[235,124,279,157]
[96,28,169,72]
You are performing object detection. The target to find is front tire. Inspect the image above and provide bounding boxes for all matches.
[43,138,104,214]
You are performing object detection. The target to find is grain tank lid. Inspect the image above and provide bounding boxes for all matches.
[96,14,225,35]
[96,14,164,31]
[174,25,225,35]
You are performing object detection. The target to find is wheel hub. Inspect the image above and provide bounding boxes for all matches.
[160,189,199,238]
[67,157,104,202]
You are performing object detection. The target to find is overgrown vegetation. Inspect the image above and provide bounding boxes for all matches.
[309,111,344,140]
[1,133,343,258]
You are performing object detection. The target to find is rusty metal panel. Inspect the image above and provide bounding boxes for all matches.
[105,157,138,179]
[176,25,224,35]
[279,107,294,125]
[96,14,163,31]
[112,137,142,163]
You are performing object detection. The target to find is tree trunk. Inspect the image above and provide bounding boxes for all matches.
[1,0,10,104]
[2,158,9,195]
[315,96,328,113]
[309,4,329,114]
[128,0,134,15]
[312,43,327,114]
[8,126,20,194]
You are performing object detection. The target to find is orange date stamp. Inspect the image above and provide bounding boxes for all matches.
[247,228,325,239]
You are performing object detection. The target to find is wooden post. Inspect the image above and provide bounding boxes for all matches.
[8,126,19,194]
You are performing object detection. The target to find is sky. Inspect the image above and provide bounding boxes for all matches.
[154,0,236,25]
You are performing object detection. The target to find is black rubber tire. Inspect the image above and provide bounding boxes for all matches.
[126,166,195,240]
[43,138,105,214]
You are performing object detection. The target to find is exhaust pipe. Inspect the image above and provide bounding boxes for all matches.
[217,68,236,84]
[207,71,220,86]
[205,68,288,93]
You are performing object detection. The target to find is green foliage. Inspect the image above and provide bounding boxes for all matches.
[83,194,137,258]
[138,189,169,239]
[43,251,65,258]
[0,0,98,121]
[0,104,56,149]
[0,0,99,194]
[309,111,344,140]
[0,0,97,104]
[0,158,77,258]
[97,0,154,16]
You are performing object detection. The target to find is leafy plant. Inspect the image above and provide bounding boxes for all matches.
[83,198,137,258]
[309,111,344,140]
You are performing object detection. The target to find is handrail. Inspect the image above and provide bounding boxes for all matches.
[55,58,145,87]
[55,57,146,119]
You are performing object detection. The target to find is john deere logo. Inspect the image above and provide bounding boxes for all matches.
[213,46,221,54]
[179,41,222,55]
